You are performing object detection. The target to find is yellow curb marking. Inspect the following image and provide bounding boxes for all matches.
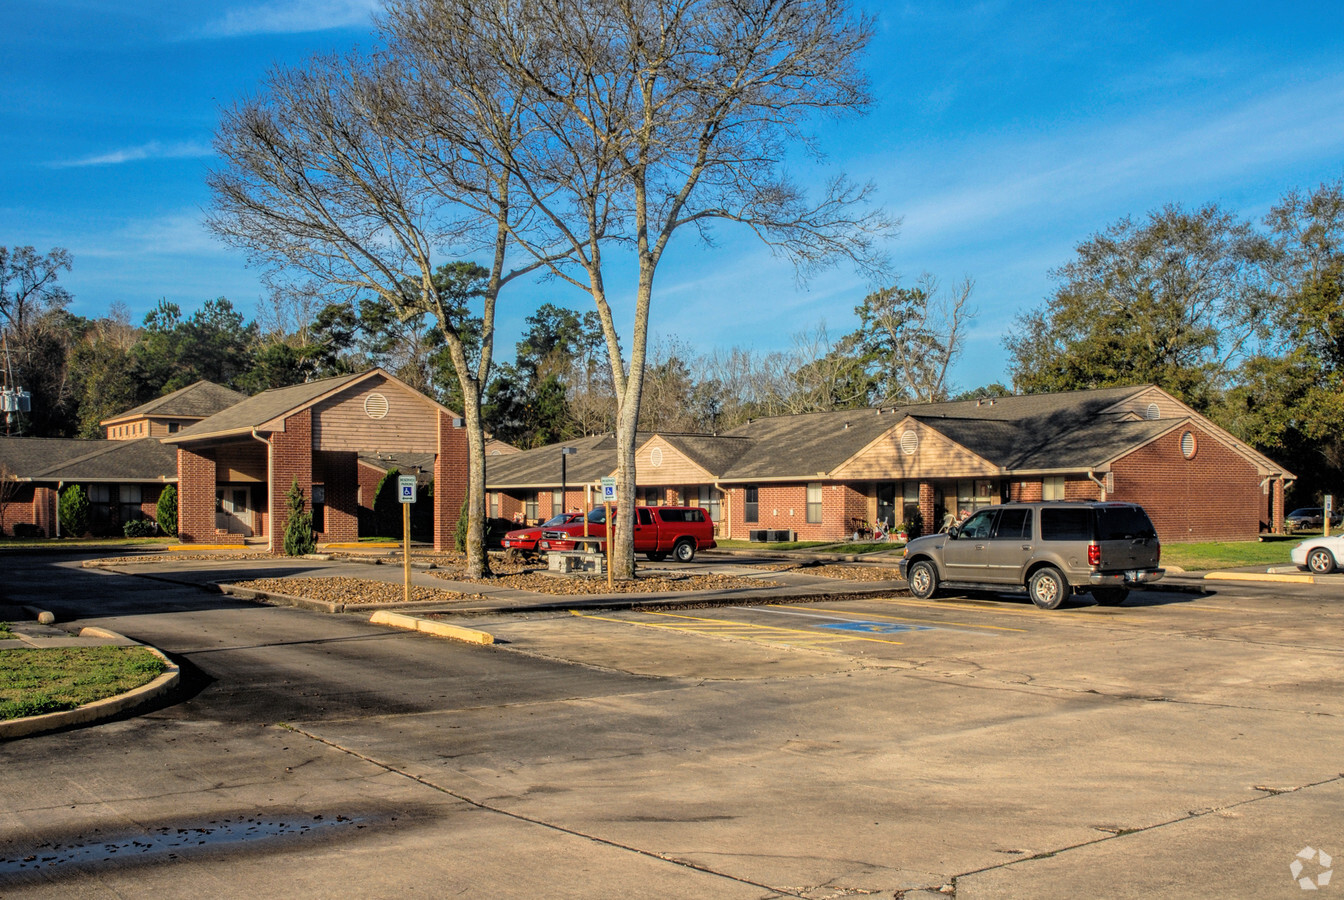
[1204,572,1315,584]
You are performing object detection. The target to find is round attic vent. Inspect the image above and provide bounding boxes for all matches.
[490,449,501,456]
[899,429,919,455]
[364,392,389,419]
[1145,402,1161,420]
[650,447,663,468]
[1181,431,1197,459]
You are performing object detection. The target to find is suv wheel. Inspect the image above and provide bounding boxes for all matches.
[1028,567,1067,609]
[672,540,696,563]
[907,560,938,599]
[1091,587,1129,606]
[1307,547,1336,574]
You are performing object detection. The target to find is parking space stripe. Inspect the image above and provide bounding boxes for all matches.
[640,609,905,645]
[744,605,1027,634]
[569,609,904,649]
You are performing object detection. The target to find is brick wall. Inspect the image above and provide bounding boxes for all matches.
[269,409,313,553]
[177,447,226,543]
[0,483,39,535]
[434,411,468,551]
[316,450,358,543]
[1111,426,1262,542]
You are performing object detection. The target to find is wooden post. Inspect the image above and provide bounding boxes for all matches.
[605,501,613,592]
[403,501,411,605]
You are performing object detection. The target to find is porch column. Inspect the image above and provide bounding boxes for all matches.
[177,447,216,544]
[918,482,935,538]
[269,410,313,554]
[318,451,359,543]
[434,411,468,552]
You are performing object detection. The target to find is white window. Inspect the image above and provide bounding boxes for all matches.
[1042,476,1066,501]
[806,482,823,524]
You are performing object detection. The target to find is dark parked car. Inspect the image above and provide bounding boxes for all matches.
[1286,508,1324,530]
[899,501,1164,609]
[500,512,582,555]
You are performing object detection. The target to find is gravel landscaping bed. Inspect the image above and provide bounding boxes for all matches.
[431,569,782,595]
[752,563,902,581]
[230,576,487,605]
[84,553,271,567]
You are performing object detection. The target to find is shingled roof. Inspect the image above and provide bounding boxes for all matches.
[100,381,247,425]
[0,436,177,482]
[484,432,637,488]
[0,437,108,479]
[162,372,369,443]
[482,384,1295,490]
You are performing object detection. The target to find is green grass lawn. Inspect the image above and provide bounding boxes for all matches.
[1161,538,1299,573]
[0,647,167,720]
[715,539,832,551]
[828,541,905,554]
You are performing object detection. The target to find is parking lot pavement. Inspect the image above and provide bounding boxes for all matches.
[7,553,1344,898]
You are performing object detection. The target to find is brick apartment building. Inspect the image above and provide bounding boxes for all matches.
[483,385,1294,544]
[162,369,469,552]
[0,381,242,537]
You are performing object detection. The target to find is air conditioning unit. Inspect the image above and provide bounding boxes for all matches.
[748,529,767,542]
[767,529,793,542]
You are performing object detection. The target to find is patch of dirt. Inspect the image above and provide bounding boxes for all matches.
[751,562,902,581]
[231,576,487,605]
[431,569,782,595]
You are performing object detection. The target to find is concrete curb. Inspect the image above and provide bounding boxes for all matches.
[369,610,494,645]
[1204,571,1316,584]
[0,632,180,741]
[216,582,344,613]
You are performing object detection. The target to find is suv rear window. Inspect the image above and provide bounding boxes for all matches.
[1040,508,1092,541]
[1096,505,1156,540]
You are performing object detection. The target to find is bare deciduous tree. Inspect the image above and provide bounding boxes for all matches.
[399,0,892,577]
[855,275,976,404]
[208,49,552,577]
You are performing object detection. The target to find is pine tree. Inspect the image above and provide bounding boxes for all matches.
[283,480,315,556]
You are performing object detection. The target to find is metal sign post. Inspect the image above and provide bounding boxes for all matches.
[601,477,616,591]
[1327,495,1334,537]
[399,475,417,605]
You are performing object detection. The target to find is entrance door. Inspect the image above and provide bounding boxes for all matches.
[875,483,896,530]
[215,486,253,536]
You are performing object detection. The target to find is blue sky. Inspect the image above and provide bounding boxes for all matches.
[3,1,1343,392]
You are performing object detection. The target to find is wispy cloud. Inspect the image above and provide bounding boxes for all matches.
[887,75,1344,249]
[202,0,380,37]
[49,141,214,169]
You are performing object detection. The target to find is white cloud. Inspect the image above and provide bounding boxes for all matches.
[49,141,214,169]
[202,0,380,37]
[888,75,1344,250]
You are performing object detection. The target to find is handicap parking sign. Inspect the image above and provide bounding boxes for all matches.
[398,475,417,503]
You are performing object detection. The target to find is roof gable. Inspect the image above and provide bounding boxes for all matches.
[163,369,459,444]
[832,417,998,480]
[101,381,246,425]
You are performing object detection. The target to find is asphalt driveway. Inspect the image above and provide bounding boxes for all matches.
[3,552,1342,898]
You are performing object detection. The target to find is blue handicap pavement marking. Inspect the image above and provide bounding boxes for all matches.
[819,621,933,634]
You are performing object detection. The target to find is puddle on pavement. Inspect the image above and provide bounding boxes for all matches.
[1,814,365,875]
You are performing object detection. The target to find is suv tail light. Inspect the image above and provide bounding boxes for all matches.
[1087,543,1101,567]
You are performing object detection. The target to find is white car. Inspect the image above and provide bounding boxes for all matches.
[1291,535,1344,574]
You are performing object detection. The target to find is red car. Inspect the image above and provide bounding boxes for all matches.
[501,512,583,554]
[539,505,716,562]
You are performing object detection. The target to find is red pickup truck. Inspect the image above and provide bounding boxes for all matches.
[539,505,716,562]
